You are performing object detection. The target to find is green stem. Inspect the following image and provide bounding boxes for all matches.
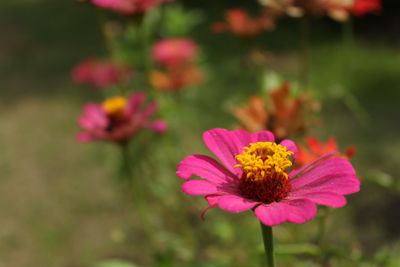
[260,223,275,267]
[120,143,159,249]
[138,16,153,91]
[96,10,117,59]
[343,17,354,52]
[342,17,355,76]
[299,15,310,90]
[343,91,371,127]
[316,212,327,246]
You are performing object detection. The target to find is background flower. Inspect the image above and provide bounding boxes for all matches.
[152,38,198,67]
[71,58,133,89]
[150,65,203,92]
[297,136,357,167]
[232,82,320,141]
[77,92,167,143]
[352,0,381,16]
[91,0,172,15]
[212,8,276,37]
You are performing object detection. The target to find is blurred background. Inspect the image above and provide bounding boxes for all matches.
[0,0,400,266]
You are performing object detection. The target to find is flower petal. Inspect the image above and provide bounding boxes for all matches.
[231,129,253,147]
[293,175,360,195]
[202,129,276,176]
[126,92,146,115]
[255,199,317,226]
[290,152,336,179]
[139,101,159,121]
[283,199,317,224]
[290,192,346,208]
[79,103,108,129]
[202,128,244,175]
[181,180,220,195]
[280,139,298,160]
[176,154,238,184]
[290,157,359,196]
[148,120,168,134]
[250,131,275,143]
[216,195,258,212]
[76,132,94,142]
[206,195,221,206]
[254,202,289,226]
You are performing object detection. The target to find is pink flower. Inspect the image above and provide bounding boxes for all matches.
[77,92,167,143]
[71,58,133,89]
[91,0,172,15]
[177,128,359,226]
[152,38,198,67]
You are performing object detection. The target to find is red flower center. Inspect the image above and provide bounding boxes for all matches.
[239,172,292,203]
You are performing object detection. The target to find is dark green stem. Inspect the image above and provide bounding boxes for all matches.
[316,212,327,246]
[343,17,354,51]
[96,10,116,59]
[138,17,153,91]
[260,223,275,267]
[342,17,355,74]
[120,143,158,249]
[299,15,310,89]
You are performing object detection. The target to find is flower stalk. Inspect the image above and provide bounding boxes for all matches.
[299,15,310,89]
[120,143,159,250]
[260,223,275,267]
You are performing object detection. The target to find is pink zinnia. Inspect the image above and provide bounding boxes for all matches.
[91,0,172,15]
[77,92,167,143]
[152,38,198,67]
[71,58,133,89]
[177,128,360,226]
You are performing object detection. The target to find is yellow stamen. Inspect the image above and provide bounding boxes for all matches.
[235,142,293,181]
[102,96,127,116]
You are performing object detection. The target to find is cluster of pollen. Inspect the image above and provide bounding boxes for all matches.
[235,142,294,181]
[102,96,127,117]
[235,142,294,203]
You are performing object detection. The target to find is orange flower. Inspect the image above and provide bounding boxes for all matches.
[231,96,268,132]
[211,8,276,37]
[150,65,203,92]
[232,82,319,141]
[297,136,357,167]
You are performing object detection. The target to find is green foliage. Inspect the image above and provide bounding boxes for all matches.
[161,4,204,37]
[95,260,140,267]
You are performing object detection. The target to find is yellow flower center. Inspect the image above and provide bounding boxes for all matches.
[102,96,127,116]
[235,142,294,181]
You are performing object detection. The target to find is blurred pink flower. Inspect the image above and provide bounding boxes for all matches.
[77,92,167,143]
[152,38,198,67]
[177,128,359,226]
[91,0,172,15]
[71,58,133,89]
